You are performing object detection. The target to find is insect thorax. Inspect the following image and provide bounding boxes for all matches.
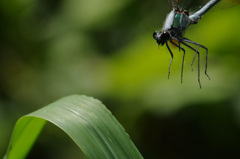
[163,10,192,39]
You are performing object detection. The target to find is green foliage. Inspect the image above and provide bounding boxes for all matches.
[4,95,143,159]
[1,0,240,158]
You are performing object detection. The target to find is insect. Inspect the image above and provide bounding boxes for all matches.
[153,0,240,88]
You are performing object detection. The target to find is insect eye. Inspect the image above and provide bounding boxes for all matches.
[161,32,170,40]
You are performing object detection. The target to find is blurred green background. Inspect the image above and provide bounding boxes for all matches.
[1,0,240,158]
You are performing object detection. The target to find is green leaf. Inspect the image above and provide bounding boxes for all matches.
[4,95,143,159]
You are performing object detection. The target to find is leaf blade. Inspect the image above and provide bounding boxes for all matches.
[4,95,143,159]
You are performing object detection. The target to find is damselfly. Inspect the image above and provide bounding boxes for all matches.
[153,0,240,88]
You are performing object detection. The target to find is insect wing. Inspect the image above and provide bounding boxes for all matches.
[168,0,210,13]
[211,0,240,11]
[168,0,240,14]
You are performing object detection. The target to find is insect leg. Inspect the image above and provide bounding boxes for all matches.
[196,45,201,89]
[180,41,199,71]
[166,41,173,79]
[181,39,201,88]
[170,40,185,83]
[183,38,210,80]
